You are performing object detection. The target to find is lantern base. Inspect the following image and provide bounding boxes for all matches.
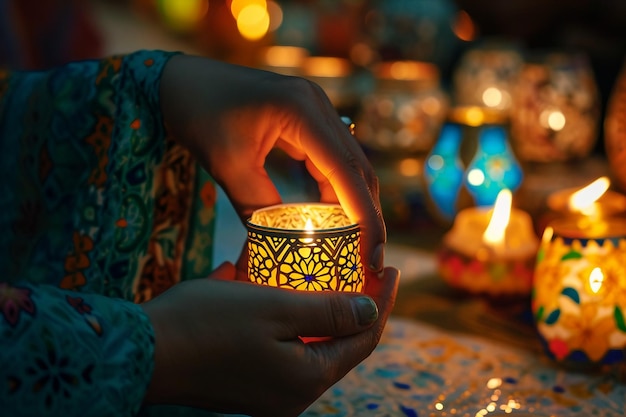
[537,335,626,373]
[437,245,535,299]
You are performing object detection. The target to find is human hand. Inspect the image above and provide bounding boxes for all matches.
[160,54,385,275]
[142,262,399,416]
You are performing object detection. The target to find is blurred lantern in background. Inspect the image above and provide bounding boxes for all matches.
[510,52,600,163]
[423,106,523,223]
[453,41,523,114]
[356,60,448,155]
[355,60,448,230]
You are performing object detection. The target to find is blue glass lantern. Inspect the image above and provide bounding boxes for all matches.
[424,106,523,222]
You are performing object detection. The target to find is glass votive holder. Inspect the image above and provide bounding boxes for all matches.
[246,203,364,292]
[453,41,524,114]
[355,60,448,155]
[533,218,626,368]
[423,106,523,223]
[510,52,600,163]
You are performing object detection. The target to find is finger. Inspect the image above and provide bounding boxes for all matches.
[270,290,380,339]
[285,87,386,274]
[304,158,338,204]
[216,164,283,224]
[305,267,400,381]
[363,266,400,325]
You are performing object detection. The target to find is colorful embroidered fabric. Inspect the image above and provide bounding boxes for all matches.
[0,50,216,416]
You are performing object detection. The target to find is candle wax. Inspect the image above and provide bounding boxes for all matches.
[443,206,539,261]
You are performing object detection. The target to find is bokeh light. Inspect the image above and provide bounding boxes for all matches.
[159,0,208,32]
[230,0,266,19]
[237,4,270,40]
[452,10,477,41]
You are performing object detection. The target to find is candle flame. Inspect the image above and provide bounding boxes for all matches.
[568,176,610,214]
[541,226,554,244]
[483,189,512,246]
[302,218,314,244]
[589,267,604,294]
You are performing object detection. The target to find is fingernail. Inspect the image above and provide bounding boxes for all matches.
[352,296,379,326]
[369,243,385,275]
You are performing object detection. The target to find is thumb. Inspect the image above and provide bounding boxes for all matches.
[274,292,379,338]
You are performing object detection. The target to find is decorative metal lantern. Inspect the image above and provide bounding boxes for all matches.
[246,203,364,292]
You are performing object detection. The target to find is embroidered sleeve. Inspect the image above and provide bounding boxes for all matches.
[0,50,181,417]
[0,282,154,417]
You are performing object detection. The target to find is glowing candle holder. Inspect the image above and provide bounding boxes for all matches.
[538,176,626,235]
[533,219,626,368]
[246,203,364,292]
[437,189,539,297]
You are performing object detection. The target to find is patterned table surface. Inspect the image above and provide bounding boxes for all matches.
[303,245,626,417]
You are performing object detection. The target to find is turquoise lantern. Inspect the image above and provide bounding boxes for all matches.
[424,106,523,222]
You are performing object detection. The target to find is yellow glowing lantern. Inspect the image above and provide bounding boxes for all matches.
[437,189,539,297]
[246,203,364,292]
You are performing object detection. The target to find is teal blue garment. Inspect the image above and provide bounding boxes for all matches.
[0,50,226,417]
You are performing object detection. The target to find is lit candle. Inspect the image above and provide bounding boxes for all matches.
[437,189,539,297]
[246,203,364,292]
[540,176,626,235]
